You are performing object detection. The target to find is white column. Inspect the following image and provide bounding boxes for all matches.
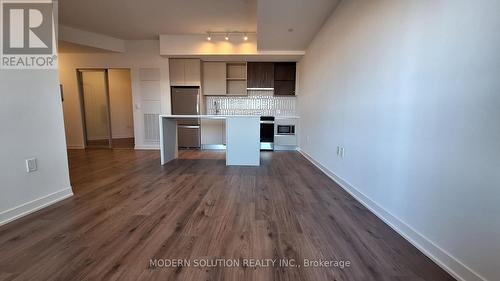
[159,117,177,165]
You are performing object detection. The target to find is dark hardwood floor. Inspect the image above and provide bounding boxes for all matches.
[0,149,455,281]
[86,138,135,149]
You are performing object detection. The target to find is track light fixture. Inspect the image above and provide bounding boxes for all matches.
[205,31,255,41]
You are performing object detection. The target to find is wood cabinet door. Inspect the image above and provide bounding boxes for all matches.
[184,59,201,86]
[169,59,185,86]
[275,62,296,81]
[274,80,295,96]
[247,62,274,89]
[203,62,227,95]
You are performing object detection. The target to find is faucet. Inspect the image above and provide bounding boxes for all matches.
[214,100,220,115]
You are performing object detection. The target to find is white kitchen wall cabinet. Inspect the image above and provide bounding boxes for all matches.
[169,58,201,86]
[202,62,226,96]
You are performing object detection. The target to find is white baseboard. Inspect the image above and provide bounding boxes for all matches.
[0,187,74,226]
[202,144,226,150]
[298,149,487,281]
[67,145,84,149]
[274,145,298,151]
[135,144,160,150]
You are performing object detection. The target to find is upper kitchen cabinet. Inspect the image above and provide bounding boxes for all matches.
[203,62,226,96]
[274,62,296,96]
[275,62,296,81]
[247,62,274,90]
[169,59,184,86]
[169,58,201,86]
[226,62,247,96]
[274,80,296,96]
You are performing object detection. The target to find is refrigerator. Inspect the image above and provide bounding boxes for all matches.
[171,87,201,149]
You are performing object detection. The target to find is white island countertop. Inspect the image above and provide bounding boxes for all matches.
[159,114,300,119]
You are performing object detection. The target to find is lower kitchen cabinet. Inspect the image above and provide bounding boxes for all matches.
[274,118,298,149]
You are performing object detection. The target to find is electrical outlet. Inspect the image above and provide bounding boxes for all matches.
[337,146,345,158]
[26,158,37,173]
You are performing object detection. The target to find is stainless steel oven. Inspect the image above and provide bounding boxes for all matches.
[277,125,295,135]
[260,116,275,150]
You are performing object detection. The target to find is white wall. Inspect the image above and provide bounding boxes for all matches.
[0,70,73,225]
[108,69,134,139]
[160,34,258,55]
[58,40,171,149]
[298,1,500,281]
[59,25,126,53]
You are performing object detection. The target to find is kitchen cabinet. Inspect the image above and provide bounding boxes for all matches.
[203,62,226,95]
[169,58,201,86]
[274,118,298,148]
[274,80,295,96]
[247,62,274,89]
[226,63,247,95]
[274,62,296,96]
[184,59,201,86]
[275,62,296,81]
[169,59,184,86]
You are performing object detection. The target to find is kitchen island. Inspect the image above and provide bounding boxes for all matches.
[159,115,261,166]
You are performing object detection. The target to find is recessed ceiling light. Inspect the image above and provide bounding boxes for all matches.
[243,34,248,41]
[288,28,294,32]
[207,33,211,41]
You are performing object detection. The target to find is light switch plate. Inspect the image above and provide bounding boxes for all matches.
[26,158,37,173]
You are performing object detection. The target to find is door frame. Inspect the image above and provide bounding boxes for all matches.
[77,68,113,148]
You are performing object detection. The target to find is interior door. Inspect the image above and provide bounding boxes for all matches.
[78,70,112,148]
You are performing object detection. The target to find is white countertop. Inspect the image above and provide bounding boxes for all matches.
[159,115,300,119]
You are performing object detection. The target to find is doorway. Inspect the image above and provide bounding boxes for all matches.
[78,68,134,149]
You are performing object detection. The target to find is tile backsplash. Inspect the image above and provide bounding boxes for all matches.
[205,90,296,116]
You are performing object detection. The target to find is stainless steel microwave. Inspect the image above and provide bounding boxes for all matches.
[277,125,295,135]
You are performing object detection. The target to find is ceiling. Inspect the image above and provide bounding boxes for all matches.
[257,0,341,51]
[59,0,257,40]
[58,0,339,51]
